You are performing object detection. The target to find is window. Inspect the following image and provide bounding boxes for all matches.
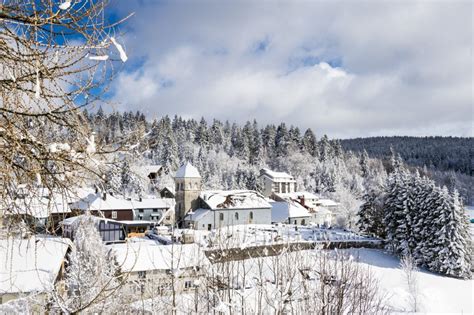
[138,271,146,279]
[139,209,144,213]
[111,211,117,219]
[176,183,180,191]
[185,280,193,289]
[219,213,224,221]
[235,212,239,220]
[249,212,253,220]
[138,215,143,220]
[153,209,158,212]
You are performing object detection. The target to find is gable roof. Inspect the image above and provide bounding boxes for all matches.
[270,201,311,222]
[184,208,211,222]
[259,168,295,181]
[200,190,271,210]
[175,162,201,178]
[138,165,162,178]
[112,241,208,272]
[0,237,70,294]
[71,192,174,212]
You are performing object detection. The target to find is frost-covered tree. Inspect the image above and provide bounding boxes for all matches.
[52,216,123,313]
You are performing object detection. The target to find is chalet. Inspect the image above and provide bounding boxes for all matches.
[0,237,70,308]
[112,241,208,298]
[184,190,272,230]
[70,191,175,225]
[138,165,163,183]
[160,187,175,199]
[259,168,297,197]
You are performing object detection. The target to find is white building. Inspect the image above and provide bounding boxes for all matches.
[184,190,272,230]
[259,168,297,197]
[273,191,335,226]
[270,201,312,225]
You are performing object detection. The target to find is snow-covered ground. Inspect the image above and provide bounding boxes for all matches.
[171,224,379,249]
[352,249,473,314]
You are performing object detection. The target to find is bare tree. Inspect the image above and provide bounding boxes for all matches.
[0,0,132,235]
[400,253,420,312]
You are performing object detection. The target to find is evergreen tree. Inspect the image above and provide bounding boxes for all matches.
[302,128,318,157]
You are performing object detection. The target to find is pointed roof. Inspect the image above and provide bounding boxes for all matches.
[175,162,201,178]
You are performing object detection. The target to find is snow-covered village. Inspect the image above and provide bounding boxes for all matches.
[0,1,473,314]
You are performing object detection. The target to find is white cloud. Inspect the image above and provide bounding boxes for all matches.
[111,1,472,138]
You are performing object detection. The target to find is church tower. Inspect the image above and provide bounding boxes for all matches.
[174,162,202,225]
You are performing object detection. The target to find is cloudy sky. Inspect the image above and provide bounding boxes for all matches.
[110,0,472,138]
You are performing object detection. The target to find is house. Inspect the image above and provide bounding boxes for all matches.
[70,191,175,225]
[112,240,208,298]
[61,215,126,243]
[270,201,312,225]
[2,186,73,234]
[0,237,70,307]
[272,191,335,226]
[184,190,272,230]
[138,165,163,183]
[259,168,297,197]
[160,187,175,199]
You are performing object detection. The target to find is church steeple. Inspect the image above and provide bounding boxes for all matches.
[174,162,202,226]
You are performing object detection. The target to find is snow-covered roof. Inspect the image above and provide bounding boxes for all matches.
[137,165,162,178]
[184,208,211,222]
[0,237,70,294]
[276,191,319,201]
[5,187,75,219]
[175,162,201,178]
[71,193,174,212]
[8,194,71,219]
[317,199,339,207]
[201,190,272,210]
[260,168,295,181]
[271,201,311,222]
[112,242,208,272]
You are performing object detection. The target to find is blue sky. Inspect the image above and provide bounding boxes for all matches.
[107,0,472,138]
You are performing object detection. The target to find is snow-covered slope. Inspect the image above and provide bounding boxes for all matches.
[352,249,473,314]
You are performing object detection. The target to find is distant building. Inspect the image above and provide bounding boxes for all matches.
[0,237,70,307]
[174,162,202,225]
[259,168,297,197]
[184,190,272,230]
[272,191,335,226]
[270,201,312,225]
[2,186,73,234]
[138,165,163,183]
[70,191,175,225]
[61,215,126,243]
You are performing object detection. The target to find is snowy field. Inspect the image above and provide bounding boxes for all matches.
[352,249,473,314]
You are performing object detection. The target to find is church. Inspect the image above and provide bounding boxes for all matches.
[174,162,272,229]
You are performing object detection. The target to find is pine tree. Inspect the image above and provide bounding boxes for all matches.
[357,189,385,237]
[302,128,318,157]
[436,190,471,278]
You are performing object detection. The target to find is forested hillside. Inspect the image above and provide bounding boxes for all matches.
[340,136,472,175]
[86,109,472,205]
